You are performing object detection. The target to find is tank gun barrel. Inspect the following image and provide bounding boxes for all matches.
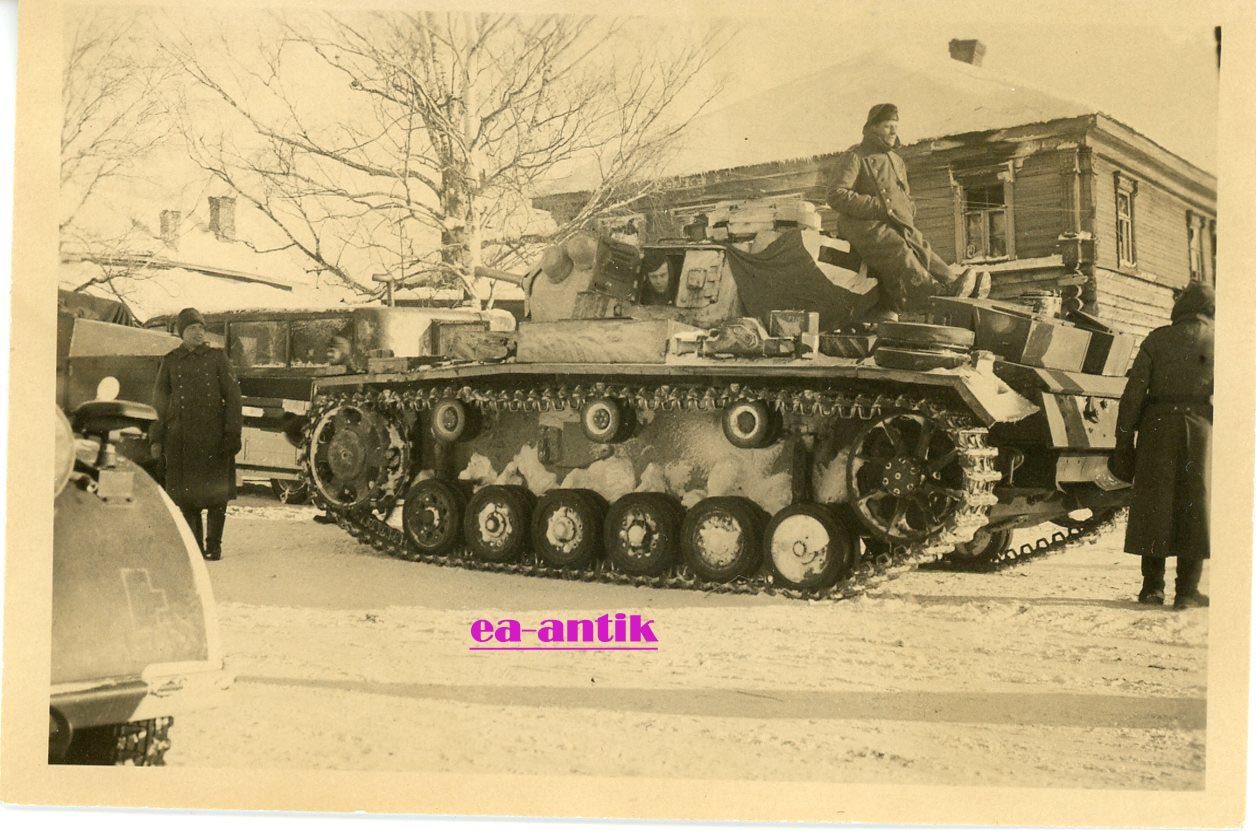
[474,265,528,287]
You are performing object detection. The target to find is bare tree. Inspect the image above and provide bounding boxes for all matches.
[164,11,727,300]
[61,10,173,293]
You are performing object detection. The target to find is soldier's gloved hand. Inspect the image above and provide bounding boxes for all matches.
[225,434,242,457]
[150,443,162,461]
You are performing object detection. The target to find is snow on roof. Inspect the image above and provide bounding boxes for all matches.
[60,258,360,323]
[158,223,317,287]
[539,48,1094,195]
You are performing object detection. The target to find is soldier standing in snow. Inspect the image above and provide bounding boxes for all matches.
[150,307,243,560]
[1114,282,1213,609]
[825,103,989,321]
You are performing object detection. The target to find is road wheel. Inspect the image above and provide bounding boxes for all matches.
[270,478,310,504]
[532,489,604,569]
[402,479,467,555]
[464,485,533,563]
[604,492,682,576]
[765,502,855,591]
[681,496,765,582]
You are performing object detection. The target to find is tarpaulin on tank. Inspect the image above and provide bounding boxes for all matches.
[724,229,880,330]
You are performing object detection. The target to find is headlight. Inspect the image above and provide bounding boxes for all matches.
[54,407,75,497]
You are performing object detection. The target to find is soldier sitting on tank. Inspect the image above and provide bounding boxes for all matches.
[825,103,990,322]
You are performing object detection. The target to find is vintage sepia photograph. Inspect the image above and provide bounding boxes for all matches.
[3,0,1252,825]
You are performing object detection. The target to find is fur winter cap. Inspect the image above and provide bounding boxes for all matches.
[1171,282,1215,322]
[176,307,206,337]
[864,103,900,128]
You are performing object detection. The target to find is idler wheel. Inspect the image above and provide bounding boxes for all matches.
[307,402,408,511]
[580,398,631,443]
[431,398,478,443]
[532,489,604,569]
[604,492,682,576]
[764,502,855,591]
[681,496,766,582]
[721,400,777,449]
[953,526,1013,562]
[846,412,965,542]
[402,479,467,555]
[464,485,533,563]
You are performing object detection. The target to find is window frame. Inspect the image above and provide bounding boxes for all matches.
[1186,211,1205,283]
[950,164,1016,264]
[226,319,292,371]
[1114,173,1139,270]
[1209,219,1217,283]
[962,181,1011,262]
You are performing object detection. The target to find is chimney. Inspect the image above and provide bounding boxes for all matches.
[208,195,236,241]
[159,209,181,248]
[949,38,986,67]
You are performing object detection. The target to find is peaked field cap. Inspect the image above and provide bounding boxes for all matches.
[176,307,206,336]
[864,103,900,127]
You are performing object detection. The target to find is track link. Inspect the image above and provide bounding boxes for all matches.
[932,509,1129,574]
[301,383,1003,602]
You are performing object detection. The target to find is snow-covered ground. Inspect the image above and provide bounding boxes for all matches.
[170,494,1207,789]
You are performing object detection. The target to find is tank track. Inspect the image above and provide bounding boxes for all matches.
[62,717,173,766]
[933,508,1129,574]
[301,383,1002,602]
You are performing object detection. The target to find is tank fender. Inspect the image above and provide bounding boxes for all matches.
[949,365,1039,426]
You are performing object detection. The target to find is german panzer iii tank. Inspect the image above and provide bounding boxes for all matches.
[298,198,1134,598]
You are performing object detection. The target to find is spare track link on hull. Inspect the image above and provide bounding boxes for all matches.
[300,383,1002,602]
[932,509,1129,574]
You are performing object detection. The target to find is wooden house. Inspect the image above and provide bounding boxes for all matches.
[535,45,1216,338]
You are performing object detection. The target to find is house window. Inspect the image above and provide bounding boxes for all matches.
[1187,212,1205,282]
[1115,174,1138,268]
[963,182,1009,260]
[1210,219,1217,283]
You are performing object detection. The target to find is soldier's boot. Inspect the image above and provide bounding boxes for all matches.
[949,267,992,299]
[972,270,992,298]
[179,506,205,555]
[205,505,227,561]
[1138,557,1166,605]
[950,267,980,299]
[1174,557,1208,609]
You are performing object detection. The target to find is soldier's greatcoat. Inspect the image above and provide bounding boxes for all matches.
[150,343,243,509]
[1116,286,1213,559]
[824,135,955,312]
